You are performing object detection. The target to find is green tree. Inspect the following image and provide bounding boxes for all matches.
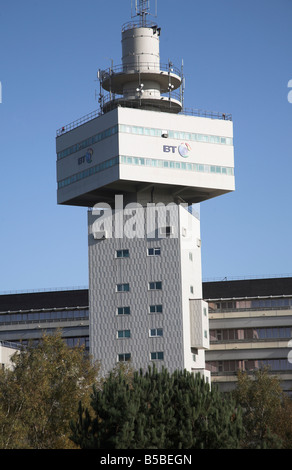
[0,331,99,449]
[71,366,243,449]
[233,367,284,449]
[276,394,292,449]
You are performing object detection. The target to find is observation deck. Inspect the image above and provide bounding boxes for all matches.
[97,20,183,114]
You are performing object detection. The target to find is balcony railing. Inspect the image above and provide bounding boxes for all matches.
[56,105,232,137]
[0,341,23,350]
[99,61,182,80]
[56,109,100,136]
[209,305,292,314]
[122,20,158,32]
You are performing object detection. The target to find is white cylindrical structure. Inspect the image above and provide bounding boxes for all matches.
[122,26,160,72]
[100,21,182,114]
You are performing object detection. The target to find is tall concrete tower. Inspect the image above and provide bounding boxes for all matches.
[56,0,235,381]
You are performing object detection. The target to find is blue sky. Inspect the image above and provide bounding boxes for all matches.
[0,0,291,292]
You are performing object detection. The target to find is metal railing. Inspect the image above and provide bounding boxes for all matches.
[122,20,158,32]
[0,316,89,327]
[102,89,182,105]
[0,341,23,351]
[182,108,232,121]
[56,110,100,136]
[209,305,292,314]
[56,104,232,137]
[99,61,182,80]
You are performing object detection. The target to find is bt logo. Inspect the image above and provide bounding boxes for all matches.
[178,143,191,157]
[163,143,191,158]
[78,148,93,165]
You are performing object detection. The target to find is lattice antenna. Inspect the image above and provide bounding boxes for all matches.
[131,0,157,26]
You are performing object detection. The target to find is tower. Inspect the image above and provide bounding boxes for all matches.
[56,1,235,380]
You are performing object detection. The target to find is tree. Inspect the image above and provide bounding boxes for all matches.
[232,367,285,449]
[275,394,292,449]
[71,366,243,449]
[0,331,100,449]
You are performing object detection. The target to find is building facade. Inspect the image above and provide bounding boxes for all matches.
[0,289,89,351]
[55,2,234,377]
[0,277,291,392]
[88,203,209,377]
[203,277,292,394]
[0,342,21,370]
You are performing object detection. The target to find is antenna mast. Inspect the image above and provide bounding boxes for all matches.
[131,0,157,27]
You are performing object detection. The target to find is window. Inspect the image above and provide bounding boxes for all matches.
[116,283,130,292]
[118,353,131,362]
[149,305,163,313]
[149,328,163,337]
[149,281,162,290]
[151,351,164,360]
[117,306,130,315]
[160,226,173,237]
[189,252,193,261]
[147,247,161,256]
[117,330,131,338]
[190,286,194,294]
[116,249,129,258]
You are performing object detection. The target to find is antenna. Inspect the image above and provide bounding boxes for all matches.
[131,0,157,26]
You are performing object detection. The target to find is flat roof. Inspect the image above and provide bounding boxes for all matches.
[0,289,89,313]
[202,277,292,300]
[1,278,291,312]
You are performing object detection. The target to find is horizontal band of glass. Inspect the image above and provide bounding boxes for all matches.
[57,121,233,162]
[119,124,233,146]
[58,153,234,190]
[0,309,89,324]
[57,124,118,160]
[120,155,234,176]
[58,156,119,189]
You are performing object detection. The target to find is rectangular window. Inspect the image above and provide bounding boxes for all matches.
[160,226,173,237]
[116,249,129,258]
[149,281,162,290]
[150,351,164,360]
[116,283,130,292]
[118,353,131,362]
[117,330,131,338]
[149,305,163,313]
[147,247,161,256]
[117,306,131,315]
[149,328,163,337]
[190,286,194,294]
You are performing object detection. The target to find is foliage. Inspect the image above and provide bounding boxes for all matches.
[0,331,99,449]
[232,367,286,449]
[70,366,243,449]
[275,394,292,449]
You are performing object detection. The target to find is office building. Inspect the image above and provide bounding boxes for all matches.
[55,1,235,378]
[0,277,291,393]
[0,289,89,351]
[204,277,292,394]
